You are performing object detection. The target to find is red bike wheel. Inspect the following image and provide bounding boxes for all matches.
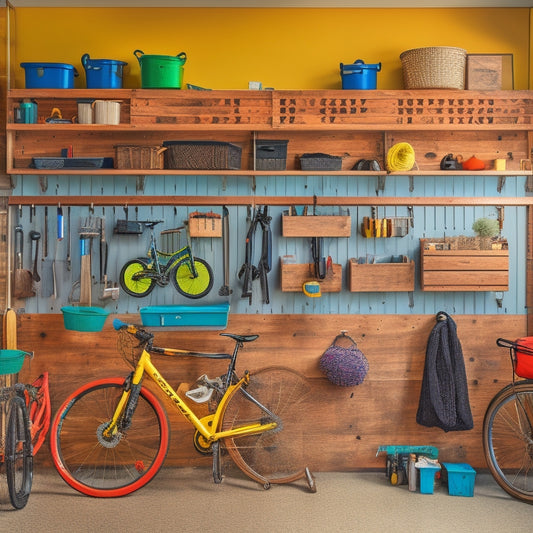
[50,377,170,498]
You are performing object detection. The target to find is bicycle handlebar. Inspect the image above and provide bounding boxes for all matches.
[113,318,154,344]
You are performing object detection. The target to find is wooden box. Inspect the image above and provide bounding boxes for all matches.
[466,54,514,90]
[188,215,222,237]
[282,214,351,237]
[420,239,509,292]
[348,258,415,292]
[280,259,342,292]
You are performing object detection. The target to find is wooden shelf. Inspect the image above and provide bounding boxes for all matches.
[9,195,533,207]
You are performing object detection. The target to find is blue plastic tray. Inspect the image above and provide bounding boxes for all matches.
[140,303,230,329]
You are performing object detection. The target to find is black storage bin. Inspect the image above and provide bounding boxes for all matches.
[255,140,288,170]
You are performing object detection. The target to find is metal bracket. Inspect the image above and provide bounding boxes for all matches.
[409,175,414,192]
[39,175,48,193]
[497,175,506,193]
[376,175,386,194]
[136,176,145,193]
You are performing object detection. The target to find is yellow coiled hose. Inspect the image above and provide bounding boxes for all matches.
[386,142,416,172]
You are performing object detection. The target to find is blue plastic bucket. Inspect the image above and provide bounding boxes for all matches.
[20,62,78,88]
[340,59,381,90]
[82,54,128,89]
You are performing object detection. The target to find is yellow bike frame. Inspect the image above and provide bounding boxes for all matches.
[104,346,278,444]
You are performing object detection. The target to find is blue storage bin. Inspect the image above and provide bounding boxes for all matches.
[442,463,476,497]
[21,62,78,88]
[340,59,381,90]
[82,54,127,89]
[416,463,441,494]
[140,303,230,329]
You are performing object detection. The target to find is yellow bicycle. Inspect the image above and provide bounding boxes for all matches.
[50,320,315,497]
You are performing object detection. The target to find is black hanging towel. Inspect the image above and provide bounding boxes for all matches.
[416,312,474,432]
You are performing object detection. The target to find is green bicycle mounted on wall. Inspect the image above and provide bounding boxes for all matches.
[119,220,214,299]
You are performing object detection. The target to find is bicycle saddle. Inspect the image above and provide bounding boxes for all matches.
[220,333,259,343]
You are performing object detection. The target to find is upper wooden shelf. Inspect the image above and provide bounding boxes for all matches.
[8,88,533,131]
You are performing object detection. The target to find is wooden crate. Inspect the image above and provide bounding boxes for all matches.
[420,240,509,291]
[348,258,415,292]
[281,214,351,237]
[280,260,342,292]
[188,216,222,237]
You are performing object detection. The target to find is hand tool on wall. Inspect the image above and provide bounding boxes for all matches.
[218,206,233,297]
[52,206,64,299]
[30,230,41,292]
[66,206,72,271]
[12,224,35,299]
[79,216,100,306]
[311,236,326,280]
[99,215,119,301]
[256,206,272,304]
[238,207,258,304]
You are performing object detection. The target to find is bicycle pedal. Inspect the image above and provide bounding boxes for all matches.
[185,385,214,403]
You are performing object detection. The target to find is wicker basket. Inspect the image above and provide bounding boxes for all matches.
[115,145,166,170]
[400,46,467,90]
[299,153,342,171]
[163,141,242,170]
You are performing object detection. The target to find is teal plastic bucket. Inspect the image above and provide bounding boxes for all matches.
[134,50,187,89]
[82,53,127,89]
[61,306,110,332]
[0,349,30,375]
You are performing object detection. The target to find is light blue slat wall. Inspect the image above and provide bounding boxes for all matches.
[13,173,527,316]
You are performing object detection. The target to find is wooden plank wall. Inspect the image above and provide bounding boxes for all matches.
[12,312,525,472]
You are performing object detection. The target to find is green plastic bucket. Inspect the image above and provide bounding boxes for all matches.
[61,306,110,332]
[134,50,187,89]
[0,349,30,375]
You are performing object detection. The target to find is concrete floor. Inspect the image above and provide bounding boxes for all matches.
[0,466,532,532]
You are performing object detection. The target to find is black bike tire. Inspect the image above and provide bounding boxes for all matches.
[119,259,156,298]
[50,378,170,498]
[482,379,533,504]
[172,257,214,299]
[5,395,33,509]
[221,366,311,487]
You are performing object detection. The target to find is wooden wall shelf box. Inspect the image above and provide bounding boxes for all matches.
[420,239,509,292]
[281,214,351,237]
[280,260,342,292]
[348,258,415,292]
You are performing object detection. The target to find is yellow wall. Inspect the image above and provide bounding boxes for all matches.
[10,7,531,90]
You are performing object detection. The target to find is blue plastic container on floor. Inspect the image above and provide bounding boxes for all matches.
[340,59,381,89]
[21,62,78,88]
[81,54,128,89]
[442,463,476,497]
[417,463,441,494]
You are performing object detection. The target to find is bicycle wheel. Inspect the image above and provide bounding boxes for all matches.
[172,257,213,299]
[50,378,170,498]
[120,259,156,297]
[5,395,33,509]
[483,380,533,503]
[221,366,311,487]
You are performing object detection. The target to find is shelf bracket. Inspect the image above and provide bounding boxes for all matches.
[497,175,506,193]
[409,175,414,193]
[376,175,386,194]
[136,176,145,193]
[39,176,48,193]
[526,175,533,194]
